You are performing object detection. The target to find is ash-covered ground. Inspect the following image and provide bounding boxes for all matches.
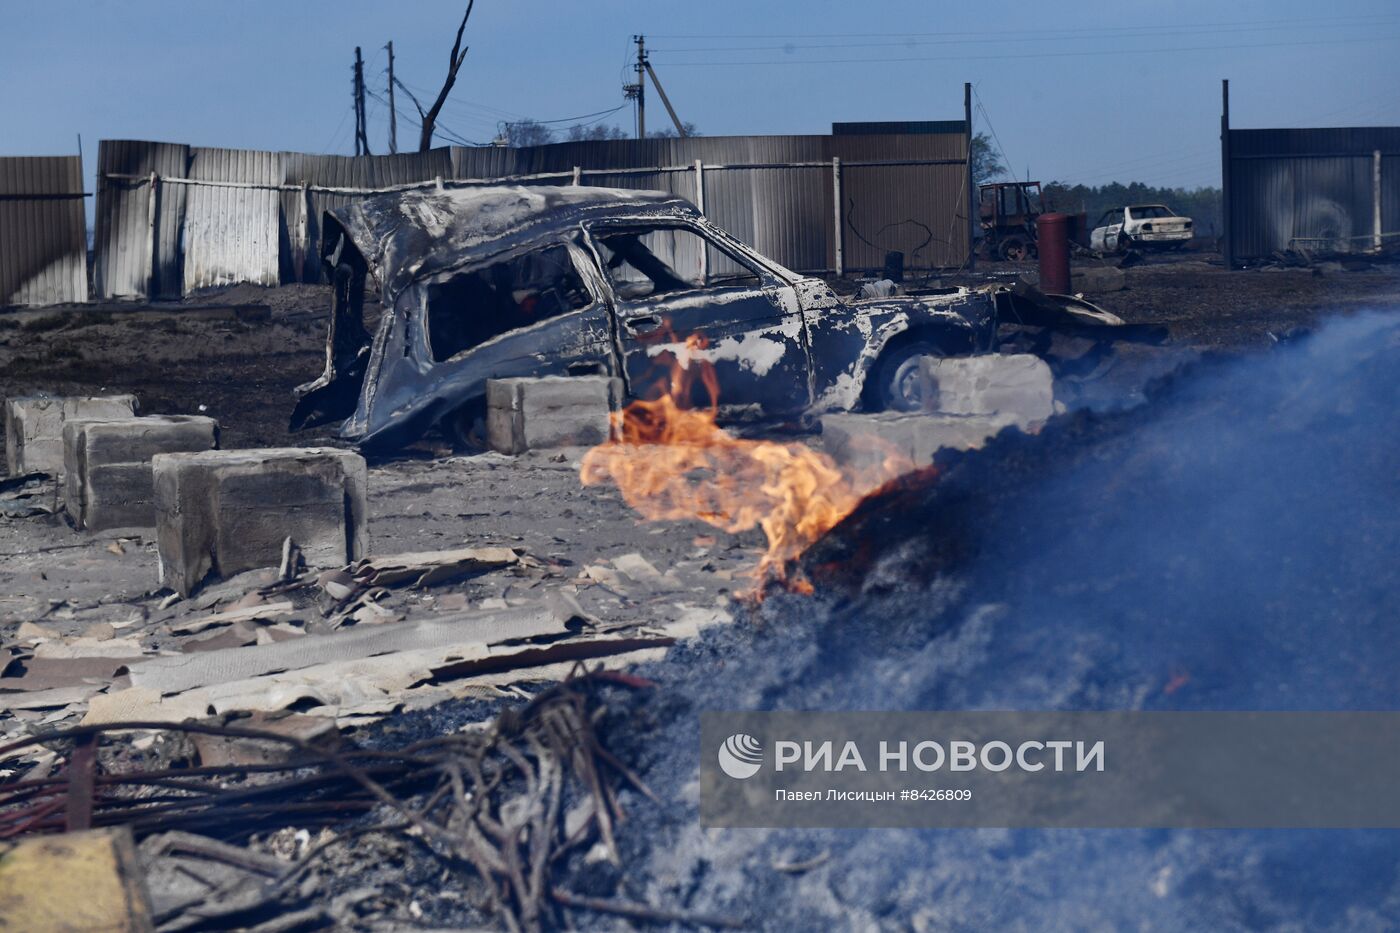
[562,310,1400,930]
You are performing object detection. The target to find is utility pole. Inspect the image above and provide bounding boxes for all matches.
[352,48,362,156]
[353,47,371,156]
[634,35,646,139]
[964,82,974,271]
[385,41,397,154]
[644,59,687,136]
[1221,78,1233,269]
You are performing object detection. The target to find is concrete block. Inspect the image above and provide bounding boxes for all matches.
[917,354,1055,423]
[62,415,220,531]
[487,375,620,455]
[3,395,137,476]
[821,411,1020,474]
[1070,266,1126,293]
[153,447,368,596]
[0,828,153,932]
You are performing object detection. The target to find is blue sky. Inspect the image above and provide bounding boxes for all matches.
[5,0,1398,190]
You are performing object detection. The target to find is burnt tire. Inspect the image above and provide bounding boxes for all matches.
[868,340,940,412]
[999,237,1030,262]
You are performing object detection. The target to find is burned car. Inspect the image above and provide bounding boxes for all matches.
[292,185,999,449]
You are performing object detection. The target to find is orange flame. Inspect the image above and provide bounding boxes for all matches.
[580,334,914,594]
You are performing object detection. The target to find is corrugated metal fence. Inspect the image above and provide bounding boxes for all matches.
[87,131,968,300]
[0,155,88,306]
[1224,126,1400,262]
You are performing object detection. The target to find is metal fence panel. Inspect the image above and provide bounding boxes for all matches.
[281,149,453,282]
[842,162,968,270]
[1385,155,1400,245]
[1231,154,1375,256]
[448,131,969,273]
[0,155,88,306]
[79,130,971,301]
[95,140,188,298]
[182,147,281,291]
[1227,127,1400,258]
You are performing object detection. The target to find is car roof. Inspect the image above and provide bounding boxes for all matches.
[325,184,702,304]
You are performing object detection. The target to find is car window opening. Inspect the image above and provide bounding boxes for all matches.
[595,227,760,302]
[425,244,592,363]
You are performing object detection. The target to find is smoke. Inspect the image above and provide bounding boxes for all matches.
[584,310,1400,930]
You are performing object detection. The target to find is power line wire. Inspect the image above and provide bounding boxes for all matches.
[321,105,354,154]
[972,88,1014,184]
[646,12,1400,40]
[651,18,1400,53]
[366,89,486,146]
[650,33,1400,67]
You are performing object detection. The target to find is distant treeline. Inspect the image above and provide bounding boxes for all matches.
[1043,182,1223,239]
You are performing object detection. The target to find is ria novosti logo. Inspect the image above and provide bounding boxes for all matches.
[717,733,764,779]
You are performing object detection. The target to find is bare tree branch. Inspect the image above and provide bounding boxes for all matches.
[419,0,475,152]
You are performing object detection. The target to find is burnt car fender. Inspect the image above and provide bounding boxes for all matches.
[807,287,998,412]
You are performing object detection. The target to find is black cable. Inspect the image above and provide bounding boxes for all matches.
[646,12,1400,40]
[649,33,1400,66]
[366,89,486,147]
[973,89,1015,189]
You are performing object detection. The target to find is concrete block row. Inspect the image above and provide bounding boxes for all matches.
[486,375,621,455]
[4,395,137,476]
[63,415,220,531]
[7,392,371,596]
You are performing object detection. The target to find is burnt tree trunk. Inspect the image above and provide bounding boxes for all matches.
[419,0,475,152]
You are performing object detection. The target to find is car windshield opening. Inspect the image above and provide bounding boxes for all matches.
[425,244,592,363]
[595,227,760,300]
[1131,206,1173,219]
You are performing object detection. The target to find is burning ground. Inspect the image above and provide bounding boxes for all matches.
[572,310,1400,930]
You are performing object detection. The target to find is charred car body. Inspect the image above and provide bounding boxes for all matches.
[292,185,1004,449]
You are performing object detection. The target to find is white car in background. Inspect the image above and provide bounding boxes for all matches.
[1090,205,1193,252]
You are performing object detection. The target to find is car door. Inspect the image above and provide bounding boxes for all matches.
[1090,210,1118,251]
[1110,209,1130,249]
[585,222,811,414]
[353,239,617,445]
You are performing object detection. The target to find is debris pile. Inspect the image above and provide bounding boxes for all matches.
[1,672,712,931]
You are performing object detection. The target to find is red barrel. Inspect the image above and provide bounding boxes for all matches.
[1036,213,1072,295]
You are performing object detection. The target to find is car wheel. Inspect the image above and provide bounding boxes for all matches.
[1000,237,1029,262]
[869,341,939,412]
